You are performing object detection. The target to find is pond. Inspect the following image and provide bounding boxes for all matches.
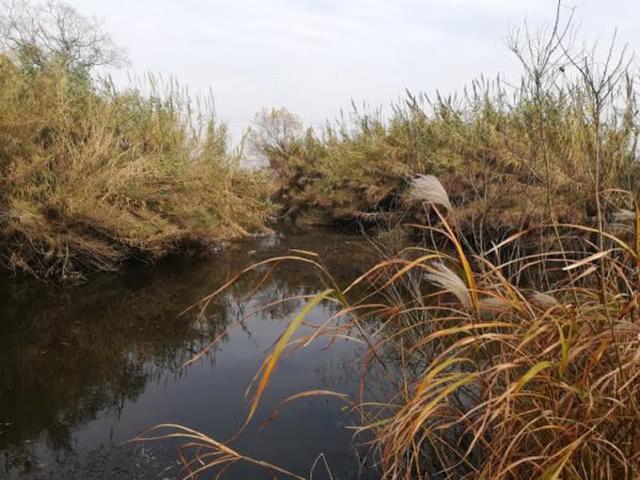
[0,231,380,479]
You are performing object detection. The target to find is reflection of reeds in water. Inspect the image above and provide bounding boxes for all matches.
[0,258,303,466]
[151,173,640,479]
[0,267,228,457]
[1,233,373,477]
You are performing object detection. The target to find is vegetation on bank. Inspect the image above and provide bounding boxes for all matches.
[252,9,640,237]
[3,0,640,283]
[0,0,274,281]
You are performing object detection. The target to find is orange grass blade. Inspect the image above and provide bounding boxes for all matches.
[179,255,332,315]
[380,254,443,289]
[407,374,476,439]
[416,357,474,395]
[241,289,334,431]
[514,361,554,393]
[410,322,515,352]
[552,223,637,260]
[562,249,615,271]
[539,442,579,480]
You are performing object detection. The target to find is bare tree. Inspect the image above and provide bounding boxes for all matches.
[0,0,126,72]
[556,26,634,379]
[506,0,576,212]
[246,107,303,169]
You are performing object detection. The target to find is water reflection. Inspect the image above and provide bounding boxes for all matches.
[0,231,377,479]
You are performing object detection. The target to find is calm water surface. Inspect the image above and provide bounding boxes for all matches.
[0,231,379,479]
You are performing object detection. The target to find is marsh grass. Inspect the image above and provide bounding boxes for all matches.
[148,173,640,479]
[265,7,639,236]
[0,54,274,280]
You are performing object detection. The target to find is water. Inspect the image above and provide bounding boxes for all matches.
[0,231,379,479]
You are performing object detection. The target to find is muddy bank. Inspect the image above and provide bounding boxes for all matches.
[0,53,274,283]
[273,167,588,238]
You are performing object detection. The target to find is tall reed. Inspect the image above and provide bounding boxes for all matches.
[148,173,640,479]
[263,6,639,235]
[0,54,274,281]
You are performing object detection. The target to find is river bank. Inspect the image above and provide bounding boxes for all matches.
[0,53,275,282]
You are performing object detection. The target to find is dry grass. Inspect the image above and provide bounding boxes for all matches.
[263,14,639,235]
[0,54,274,280]
[354,189,640,479]
[153,174,640,479]
[3,3,640,476]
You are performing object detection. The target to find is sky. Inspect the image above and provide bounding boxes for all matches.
[66,0,640,140]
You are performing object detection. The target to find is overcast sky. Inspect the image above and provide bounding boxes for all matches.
[67,0,640,140]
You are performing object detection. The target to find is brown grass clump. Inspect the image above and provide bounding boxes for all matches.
[354,183,640,479]
[0,55,274,281]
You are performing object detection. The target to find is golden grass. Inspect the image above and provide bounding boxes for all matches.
[262,22,639,234]
[0,54,274,280]
[151,176,640,479]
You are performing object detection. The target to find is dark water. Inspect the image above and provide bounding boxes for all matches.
[0,231,379,479]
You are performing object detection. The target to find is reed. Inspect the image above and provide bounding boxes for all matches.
[154,174,640,479]
[0,53,274,281]
[264,7,639,237]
